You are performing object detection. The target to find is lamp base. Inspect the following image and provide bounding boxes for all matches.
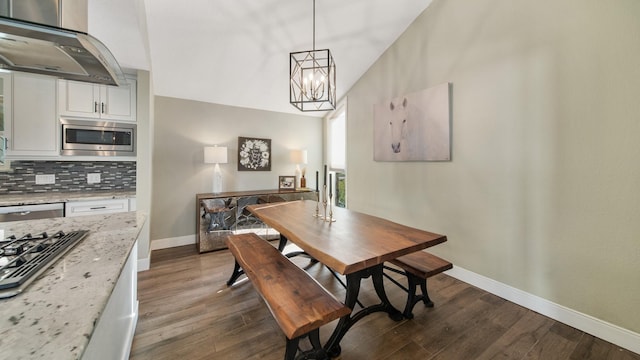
[213,164,222,193]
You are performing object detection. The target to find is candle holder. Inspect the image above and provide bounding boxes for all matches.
[322,184,328,220]
[314,189,321,218]
[326,191,336,222]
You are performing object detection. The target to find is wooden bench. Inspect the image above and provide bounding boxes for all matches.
[226,233,351,360]
[384,251,453,319]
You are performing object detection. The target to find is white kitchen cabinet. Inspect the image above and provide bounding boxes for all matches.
[65,198,130,217]
[128,197,137,211]
[0,73,11,133]
[82,240,138,360]
[0,73,12,163]
[58,78,137,122]
[5,73,58,157]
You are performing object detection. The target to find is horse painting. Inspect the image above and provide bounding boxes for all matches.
[374,82,451,162]
[389,98,409,154]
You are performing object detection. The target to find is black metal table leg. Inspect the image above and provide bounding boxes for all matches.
[371,265,404,321]
[324,264,403,357]
[279,234,319,265]
[278,234,288,252]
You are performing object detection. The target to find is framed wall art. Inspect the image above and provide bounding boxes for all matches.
[373,82,451,162]
[238,137,271,171]
[278,175,296,190]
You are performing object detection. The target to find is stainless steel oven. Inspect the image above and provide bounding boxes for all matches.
[61,118,136,156]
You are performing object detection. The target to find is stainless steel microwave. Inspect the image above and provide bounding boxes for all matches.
[61,119,136,156]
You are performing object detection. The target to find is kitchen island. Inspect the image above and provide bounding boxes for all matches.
[0,211,144,359]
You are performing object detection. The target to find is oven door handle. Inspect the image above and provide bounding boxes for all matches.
[7,211,32,216]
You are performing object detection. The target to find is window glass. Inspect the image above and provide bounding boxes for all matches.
[327,104,346,207]
[329,110,345,171]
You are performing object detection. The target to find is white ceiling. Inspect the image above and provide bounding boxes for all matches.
[89,0,433,117]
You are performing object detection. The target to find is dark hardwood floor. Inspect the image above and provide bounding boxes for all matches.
[129,244,640,360]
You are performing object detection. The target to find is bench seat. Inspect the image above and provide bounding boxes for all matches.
[386,251,452,318]
[226,233,351,360]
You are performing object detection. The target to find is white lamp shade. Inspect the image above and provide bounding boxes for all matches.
[290,149,308,164]
[204,146,228,164]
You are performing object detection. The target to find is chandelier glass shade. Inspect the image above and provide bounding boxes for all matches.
[290,0,336,112]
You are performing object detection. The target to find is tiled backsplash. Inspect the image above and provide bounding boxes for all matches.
[0,161,136,195]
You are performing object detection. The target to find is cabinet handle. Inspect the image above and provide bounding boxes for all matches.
[94,101,98,113]
[90,206,107,210]
[101,102,105,114]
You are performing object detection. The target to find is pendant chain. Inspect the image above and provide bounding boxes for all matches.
[312,0,316,51]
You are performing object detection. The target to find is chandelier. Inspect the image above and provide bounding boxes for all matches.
[290,0,336,112]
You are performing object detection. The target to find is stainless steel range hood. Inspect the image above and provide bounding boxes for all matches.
[0,0,125,86]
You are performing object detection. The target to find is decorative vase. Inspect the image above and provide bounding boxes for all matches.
[300,175,306,188]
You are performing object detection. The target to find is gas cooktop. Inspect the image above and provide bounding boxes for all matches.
[0,230,89,299]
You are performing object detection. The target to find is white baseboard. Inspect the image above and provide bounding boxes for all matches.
[137,257,150,272]
[150,234,196,250]
[446,266,640,355]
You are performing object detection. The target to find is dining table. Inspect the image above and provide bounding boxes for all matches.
[245,199,447,357]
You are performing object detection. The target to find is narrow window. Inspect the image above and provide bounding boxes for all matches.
[327,104,346,208]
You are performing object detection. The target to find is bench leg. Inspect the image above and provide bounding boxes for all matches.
[284,330,328,360]
[226,260,245,286]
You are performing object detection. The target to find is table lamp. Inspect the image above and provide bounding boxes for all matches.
[204,145,228,193]
[290,149,308,188]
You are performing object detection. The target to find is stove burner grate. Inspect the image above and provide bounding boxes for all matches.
[0,230,89,298]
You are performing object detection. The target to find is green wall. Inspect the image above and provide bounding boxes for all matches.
[345,0,640,333]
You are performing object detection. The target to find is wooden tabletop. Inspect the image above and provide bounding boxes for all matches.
[247,200,447,275]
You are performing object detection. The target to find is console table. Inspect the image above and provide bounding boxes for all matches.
[195,189,316,253]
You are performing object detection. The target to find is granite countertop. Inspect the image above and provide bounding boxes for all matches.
[0,190,136,207]
[0,212,144,359]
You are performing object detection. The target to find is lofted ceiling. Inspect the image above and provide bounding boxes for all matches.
[90,0,433,117]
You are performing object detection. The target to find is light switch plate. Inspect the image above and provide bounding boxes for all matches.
[35,174,55,185]
[87,173,101,184]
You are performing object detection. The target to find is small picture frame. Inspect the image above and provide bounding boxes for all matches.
[278,176,296,191]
